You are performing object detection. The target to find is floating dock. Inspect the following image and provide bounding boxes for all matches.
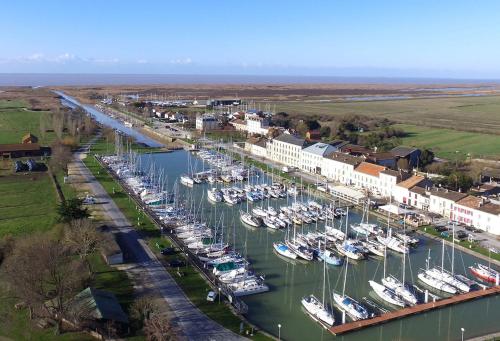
[330,286,500,335]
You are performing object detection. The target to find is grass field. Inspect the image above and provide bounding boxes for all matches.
[0,173,59,238]
[0,99,58,145]
[273,95,500,135]
[395,124,500,159]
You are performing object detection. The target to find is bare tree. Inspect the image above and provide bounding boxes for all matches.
[64,219,102,260]
[50,141,73,173]
[1,234,87,333]
[130,296,177,341]
[52,111,65,140]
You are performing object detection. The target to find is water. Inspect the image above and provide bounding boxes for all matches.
[1,73,500,86]
[55,91,163,147]
[137,151,500,341]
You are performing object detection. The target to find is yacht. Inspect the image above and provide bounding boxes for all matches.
[319,250,342,266]
[381,275,418,305]
[207,188,223,203]
[240,210,261,227]
[368,280,406,307]
[376,234,409,254]
[301,295,335,328]
[273,242,298,260]
[180,175,194,186]
[336,242,365,260]
[252,207,268,218]
[426,267,471,293]
[333,293,369,321]
[418,271,457,294]
[469,263,500,284]
[228,278,269,297]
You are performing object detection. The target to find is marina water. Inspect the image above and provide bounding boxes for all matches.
[138,151,499,341]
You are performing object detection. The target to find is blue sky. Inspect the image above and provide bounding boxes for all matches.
[1,0,500,78]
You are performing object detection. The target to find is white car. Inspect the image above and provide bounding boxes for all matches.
[206,291,217,302]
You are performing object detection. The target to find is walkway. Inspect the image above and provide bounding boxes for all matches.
[70,149,246,341]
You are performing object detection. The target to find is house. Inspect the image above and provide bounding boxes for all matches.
[409,186,431,210]
[352,162,386,193]
[321,152,363,185]
[379,169,404,198]
[366,152,397,168]
[267,132,308,168]
[245,113,270,135]
[339,144,371,156]
[306,130,321,141]
[67,287,129,334]
[393,175,430,206]
[481,168,500,183]
[22,133,38,144]
[244,137,267,158]
[100,233,123,265]
[453,196,500,235]
[230,119,247,132]
[391,146,421,170]
[299,142,337,174]
[471,183,500,197]
[0,143,43,158]
[196,114,218,131]
[429,188,468,219]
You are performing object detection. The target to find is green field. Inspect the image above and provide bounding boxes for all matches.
[0,99,58,145]
[0,173,59,238]
[273,95,500,135]
[396,124,500,159]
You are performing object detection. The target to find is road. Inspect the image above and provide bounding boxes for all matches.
[71,148,245,341]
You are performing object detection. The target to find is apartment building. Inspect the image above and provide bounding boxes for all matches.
[299,143,337,174]
[452,195,500,235]
[266,133,307,168]
[195,114,218,131]
[352,162,386,193]
[429,188,467,219]
[321,152,363,185]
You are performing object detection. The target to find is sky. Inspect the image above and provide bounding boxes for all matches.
[1,0,500,78]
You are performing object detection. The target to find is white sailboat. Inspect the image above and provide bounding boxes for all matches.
[369,246,406,307]
[418,249,457,294]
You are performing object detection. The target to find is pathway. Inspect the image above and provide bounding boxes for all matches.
[70,149,246,341]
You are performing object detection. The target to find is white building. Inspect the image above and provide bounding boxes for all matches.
[245,113,270,135]
[452,196,500,235]
[244,137,267,158]
[230,119,247,132]
[352,162,386,194]
[300,143,337,174]
[429,188,467,219]
[379,169,402,198]
[392,175,427,206]
[196,114,218,131]
[321,152,362,185]
[266,133,307,168]
[409,186,431,210]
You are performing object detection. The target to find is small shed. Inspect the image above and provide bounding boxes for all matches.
[22,132,39,144]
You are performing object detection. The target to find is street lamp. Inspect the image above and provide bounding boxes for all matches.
[218,287,221,304]
[461,327,465,341]
[278,324,281,340]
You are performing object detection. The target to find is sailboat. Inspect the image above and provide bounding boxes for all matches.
[333,257,370,321]
[369,246,406,307]
[302,249,335,328]
[418,249,457,294]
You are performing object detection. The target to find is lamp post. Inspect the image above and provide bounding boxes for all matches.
[278,324,281,341]
[461,327,465,341]
[218,287,221,304]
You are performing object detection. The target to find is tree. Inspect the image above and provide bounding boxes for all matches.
[319,126,331,138]
[1,234,87,333]
[57,198,90,223]
[131,296,177,341]
[419,149,435,168]
[49,141,73,173]
[64,219,101,260]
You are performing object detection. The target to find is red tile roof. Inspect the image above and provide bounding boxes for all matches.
[355,162,386,177]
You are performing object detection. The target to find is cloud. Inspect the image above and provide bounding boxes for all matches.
[169,57,192,65]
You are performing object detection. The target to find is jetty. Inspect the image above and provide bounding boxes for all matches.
[330,286,500,335]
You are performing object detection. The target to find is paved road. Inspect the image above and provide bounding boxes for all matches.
[72,150,246,341]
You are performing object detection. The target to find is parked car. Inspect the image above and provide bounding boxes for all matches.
[206,291,217,302]
[455,230,468,241]
[168,259,185,268]
[160,247,176,255]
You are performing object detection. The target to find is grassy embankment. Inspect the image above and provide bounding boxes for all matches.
[82,151,272,340]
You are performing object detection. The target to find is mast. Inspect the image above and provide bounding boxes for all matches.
[441,239,445,274]
[451,222,456,275]
[383,245,387,278]
[322,236,326,305]
[402,214,406,284]
[342,257,349,297]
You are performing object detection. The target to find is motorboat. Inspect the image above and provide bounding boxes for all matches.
[228,278,269,297]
